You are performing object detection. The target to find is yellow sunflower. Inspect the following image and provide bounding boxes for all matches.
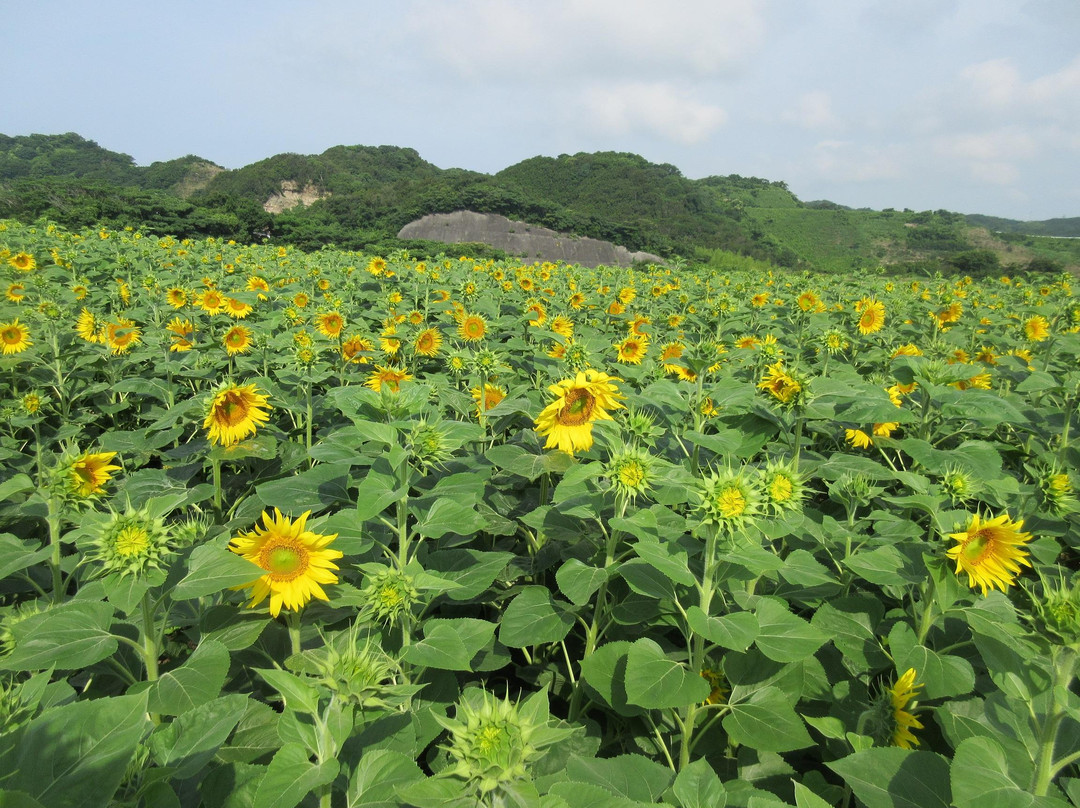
[223,325,254,355]
[229,509,342,618]
[105,318,141,355]
[758,362,802,405]
[846,428,873,449]
[6,283,26,303]
[166,288,187,308]
[889,668,924,749]
[203,383,272,446]
[314,311,345,339]
[341,334,373,364]
[0,319,33,354]
[166,317,196,352]
[196,289,225,315]
[9,252,35,272]
[534,370,625,455]
[857,299,886,335]
[947,512,1033,595]
[293,292,310,308]
[1024,315,1050,342]
[365,365,413,393]
[550,315,574,338]
[458,313,487,342]
[414,327,443,357]
[224,298,253,318]
[471,384,506,418]
[69,450,121,498]
[616,334,648,364]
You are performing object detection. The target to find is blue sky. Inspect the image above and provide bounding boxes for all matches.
[5,0,1079,220]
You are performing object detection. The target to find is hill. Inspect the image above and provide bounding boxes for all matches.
[1,132,1078,273]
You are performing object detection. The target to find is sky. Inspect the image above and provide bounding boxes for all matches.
[5,0,1080,221]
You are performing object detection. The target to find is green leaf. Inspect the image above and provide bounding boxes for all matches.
[255,464,351,514]
[793,782,834,808]
[0,473,34,502]
[149,639,231,715]
[252,742,338,808]
[148,693,250,779]
[0,533,52,580]
[0,791,48,808]
[415,496,486,539]
[629,540,695,587]
[579,641,643,717]
[403,618,497,671]
[352,470,403,522]
[556,559,609,606]
[200,605,270,651]
[843,544,922,585]
[0,600,116,671]
[811,597,888,670]
[951,736,1069,808]
[723,686,813,753]
[499,586,574,648]
[624,638,711,709]
[672,757,727,808]
[829,748,951,808]
[255,668,322,715]
[424,549,513,601]
[753,597,827,663]
[0,693,150,808]
[173,541,264,600]
[619,560,680,601]
[346,748,425,806]
[686,607,758,652]
[565,754,673,802]
[889,622,975,699]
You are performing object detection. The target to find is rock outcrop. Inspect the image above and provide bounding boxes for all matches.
[397,210,664,268]
[263,180,330,214]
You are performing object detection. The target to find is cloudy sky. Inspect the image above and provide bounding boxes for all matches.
[5,0,1079,220]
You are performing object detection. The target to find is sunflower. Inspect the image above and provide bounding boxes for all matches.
[414,327,443,357]
[0,319,33,354]
[341,335,373,364]
[196,289,225,315]
[846,428,873,449]
[314,311,345,339]
[534,370,625,455]
[550,315,574,339]
[105,318,141,355]
[458,314,487,342]
[888,669,924,749]
[6,282,26,303]
[857,299,886,335]
[293,292,310,308]
[229,509,342,618]
[166,287,188,308]
[471,384,506,417]
[797,291,822,312]
[568,292,585,310]
[607,300,625,316]
[525,300,547,326]
[616,334,648,364]
[166,317,196,352]
[203,383,272,446]
[224,297,254,318]
[947,512,1033,595]
[69,450,121,498]
[223,325,254,355]
[628,314,650,336]
[1024,315,1050,342]
[757,362,802,406]
[246,276,269,298]
[9,252,35,272]
[872,422,899,438]
[365,365,413,393]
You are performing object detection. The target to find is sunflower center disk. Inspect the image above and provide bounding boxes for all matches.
[961,531,991,562]
[115,526,150,557]
[558,389,595,426]
[264,544,307,580]
[219,393,249,426]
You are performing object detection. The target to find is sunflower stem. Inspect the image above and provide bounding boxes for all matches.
[140,591,160,683]
[1031,646,1076,796]
[212,457,223,515]
[47,495,65,604]
[915,574,937,645]
[286,610,303,657]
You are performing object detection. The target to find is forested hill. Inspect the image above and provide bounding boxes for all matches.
[1,132,1078,274]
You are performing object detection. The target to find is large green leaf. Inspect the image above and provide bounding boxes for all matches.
[0,533,51,580]
[686,607,758,652]
[404,618,497,671]
[173,541,264,600]
[0,693,150,808]
[424,549,513,601]
[889,622,975,699]
[829,748,951,808]
[252,742,338,808]
[672,758,727,808]
[415,496,487,539]
[579,641,643,717]
[624,638,710,709]
[951,736,1070,808]
[346,748,425,806]
[565,754,673,802]
[811,597,888,670]
[753,597,827,663]
[556,559,609,606]
[150,638,231,715]
[499,586,574,648]
[255,463,350,513]
[148,693,250,779]
[723,686,813,753]
[0,600,116,671]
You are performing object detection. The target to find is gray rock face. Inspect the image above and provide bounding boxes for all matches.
[397,210,664,268]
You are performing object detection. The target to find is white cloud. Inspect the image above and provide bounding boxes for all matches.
[810,140,904,182]
[782,91,837,130]
[579,82,727,144]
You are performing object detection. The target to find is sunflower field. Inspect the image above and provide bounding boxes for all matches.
[1,219,1079,808]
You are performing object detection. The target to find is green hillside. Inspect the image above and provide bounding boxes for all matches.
[1,132,1078,273]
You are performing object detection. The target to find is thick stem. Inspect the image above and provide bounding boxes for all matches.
[141,592,160,682]
[1031,647,1077,796]
[286,610,303,658]
[915,575,937,646]
[47,496,64,604]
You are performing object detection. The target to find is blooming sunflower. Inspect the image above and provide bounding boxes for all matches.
[615,334,648,364]
[0,319,33,355]
[365,365,413,393]
[888,668,924,749]
[471,384,506,418]
[196,289,224,315]
[857,299,886,335]
[223,325,254,355]
[846,428,873,449]
[229,509,342,618]
[6,282,26,303]
[341,334,373,364]
[293,292,310,308]
[947,512,1033,595]
[1024,315,1050,342]
[758,362,802,406]
[69,450,121,498]
[550,315,574,339]
[166,317,196,352]
[105,318,141,355]
[414,327,443,357]
[315,311,345,339]
[458,314,487,342]
[203,383,272,446]
[534,370,625,455]
[9,252,35,272]
[224,297,253,318]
